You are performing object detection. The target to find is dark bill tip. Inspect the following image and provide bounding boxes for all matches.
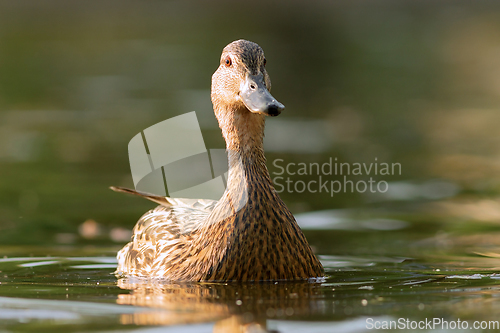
[266,103,284,117]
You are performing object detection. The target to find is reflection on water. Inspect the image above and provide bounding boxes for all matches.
[117,278,322,331]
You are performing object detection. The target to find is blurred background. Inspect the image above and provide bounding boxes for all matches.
[1,0,500,246]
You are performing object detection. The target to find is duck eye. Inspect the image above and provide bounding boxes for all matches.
[224,56,232,67]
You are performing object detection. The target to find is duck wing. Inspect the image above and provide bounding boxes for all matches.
[110,186,217,234]
[110,186,173,206]
[111,186,218,276]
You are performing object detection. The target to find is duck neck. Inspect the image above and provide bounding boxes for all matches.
[219,107,265,152]
[216,106,273,192]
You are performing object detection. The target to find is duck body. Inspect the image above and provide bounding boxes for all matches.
[114,40,323,281]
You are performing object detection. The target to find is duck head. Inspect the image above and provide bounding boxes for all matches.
[211,40,285,118]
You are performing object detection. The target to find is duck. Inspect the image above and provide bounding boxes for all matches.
[111,39,324,281]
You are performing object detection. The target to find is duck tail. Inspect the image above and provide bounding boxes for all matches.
[109,186,172,206]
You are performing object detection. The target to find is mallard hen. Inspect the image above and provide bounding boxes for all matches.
[112,39,323,281]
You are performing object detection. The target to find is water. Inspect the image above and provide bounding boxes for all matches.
[2,212,500,332]
[2,1,500,331]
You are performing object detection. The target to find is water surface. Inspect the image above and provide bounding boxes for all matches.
[2,211,500,332]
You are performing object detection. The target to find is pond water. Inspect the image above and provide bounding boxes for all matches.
[2,211,500,332]
[2,1,500,332]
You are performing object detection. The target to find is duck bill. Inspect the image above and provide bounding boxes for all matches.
[240,74,285,116]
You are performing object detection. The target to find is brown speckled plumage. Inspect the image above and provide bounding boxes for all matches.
[113,39,324,281]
